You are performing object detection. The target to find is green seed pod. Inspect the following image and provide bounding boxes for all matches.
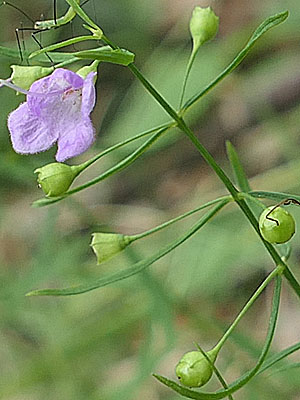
[91,233,131,264]
[34,163,81,197]
[259,206,296,244]
[189,7,219,51]
[175,349,218,388]
[11,65,54,91]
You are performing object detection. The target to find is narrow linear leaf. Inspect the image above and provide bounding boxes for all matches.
[249,191,300,203]
[74,47,135,66]
[257,341,300,375]
[226,141,251,192]
[29,36,97,58]
[0,45,29,60]
[183,11,288,111]
[264,362,300,377]
[153,276,282,399]
[0,45,77,64]
[26,201,227,296]
[32,127,166,208]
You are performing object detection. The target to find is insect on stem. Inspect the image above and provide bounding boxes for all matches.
[265,198,300,226]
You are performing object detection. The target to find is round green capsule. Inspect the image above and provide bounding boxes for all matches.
[34,162,81,197]
[259,206,295,244]
[175,349,217,388]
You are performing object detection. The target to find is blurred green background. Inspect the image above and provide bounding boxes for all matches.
[0,0,300,399]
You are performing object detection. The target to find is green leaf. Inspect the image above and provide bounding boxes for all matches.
[29,45,135,67]
[183,11,289,112]
[0,45,77,64]
[29,36,97,59]
[0,45,28,60]
[226,141,251,192]
[264,362,300,376]
[257,341,300,376]
[32,127,166,208]
[249,191,300,203]
[73,46,135,66]
[153,276,282,399]
[26,201,228,296]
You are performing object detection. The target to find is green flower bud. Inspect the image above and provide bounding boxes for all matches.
[91,233,131,264]
[259,206,296,244]
[189,7,219,51]
[11,65,54,91]
[34,163,81,197]
[175,348,218,388]
[77,60,100,80]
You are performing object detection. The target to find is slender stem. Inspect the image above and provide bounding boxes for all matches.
[177,121,300,299]
[179,50,197,109]
[196,344,234,400]
[65,127,169,196]
[177,119,239,196]
[101,33,300,299]
[250,191,300,204]
[27,201,229,296]
[214,265,283,353]
[77,122,173,172]
[130,196,232,242]
[65,0,99,31]
[239,192,266,210]
[30,35,98,58]
[54,57,79,69]
[101,34,183,122]
[128,63,180,122]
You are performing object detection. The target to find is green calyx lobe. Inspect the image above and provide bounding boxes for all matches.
[175,348,218,388]
[11,65,54,91]
[190,7,219,51]
[259,206,296,244]
[91,233,132,264]
[35,163,82,197]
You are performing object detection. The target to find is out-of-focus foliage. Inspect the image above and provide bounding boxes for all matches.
[0,0,300,399]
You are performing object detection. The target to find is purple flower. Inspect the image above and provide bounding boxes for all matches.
[8,68,96,162]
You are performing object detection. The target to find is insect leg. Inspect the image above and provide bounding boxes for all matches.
[53,0,57,25]
[31,29,54,65]
[15,27,24,62]
[0,1,35,23]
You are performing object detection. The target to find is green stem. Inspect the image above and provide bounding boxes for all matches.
[65,0,100,31]
[32,124,173,207]
[196,344,234,400]
[175,121,300,299]
[214,265,283,353]
[30,36,98,59]
[128,63,180,121]
[54,57,80,69]
[179,50,197,109]
[101,34,300,299]
[130,196,232,242]
[69,127,167,193]
[177,119,239,196]
[27,201,229,296]
[77,122,173,173]
[239,192,266,210]
[101,34,182,122]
